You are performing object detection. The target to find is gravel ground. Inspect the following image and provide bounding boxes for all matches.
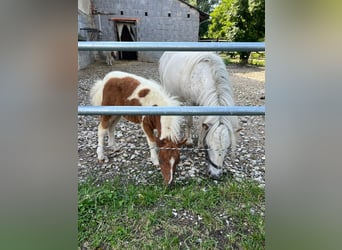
[78,60,265,186]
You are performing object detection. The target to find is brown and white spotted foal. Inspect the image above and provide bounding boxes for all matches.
[90,71,186,185]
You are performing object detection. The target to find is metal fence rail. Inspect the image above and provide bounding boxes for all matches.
[78,106,265,116]
[78,41,265,116]
[78,41,265,52]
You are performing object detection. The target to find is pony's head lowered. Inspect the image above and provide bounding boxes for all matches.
[156,137,187,185]
[201,121,241,178]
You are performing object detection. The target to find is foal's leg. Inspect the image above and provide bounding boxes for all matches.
[97,123,107,162]
[107,116,121,151]
[96,115,111,162]
[142,122,159,166]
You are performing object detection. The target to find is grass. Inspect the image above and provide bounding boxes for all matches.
[78,176,265,249]
[221,52,265,67]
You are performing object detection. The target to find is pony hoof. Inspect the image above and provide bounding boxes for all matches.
[151,159,159,166]
[97,156,108,163]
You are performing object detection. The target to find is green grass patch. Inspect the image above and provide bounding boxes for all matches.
[220,52,265,67]
[78,176,265,249]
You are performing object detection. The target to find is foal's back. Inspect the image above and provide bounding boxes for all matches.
[101,71,167,107]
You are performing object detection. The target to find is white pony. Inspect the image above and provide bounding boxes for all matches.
[159,52,241,178]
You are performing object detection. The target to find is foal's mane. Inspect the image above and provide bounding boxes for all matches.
[149,84,181,143]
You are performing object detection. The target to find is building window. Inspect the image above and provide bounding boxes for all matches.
[145,12,148,16]
[187,14,190,18]
[168,12,171,17]
[120,10,124,15]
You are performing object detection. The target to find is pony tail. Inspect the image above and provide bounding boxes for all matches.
[90,79,105,106]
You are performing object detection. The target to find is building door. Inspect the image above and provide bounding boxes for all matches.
[115,22,137,60]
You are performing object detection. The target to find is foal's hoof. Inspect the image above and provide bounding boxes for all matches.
[151,159,160,166]
[97,156,108,163]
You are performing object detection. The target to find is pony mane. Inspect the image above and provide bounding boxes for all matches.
[187,53,239,132]
[201,115,237,152]
[185,52,235,106]
[151,85,181,143]
[184,53,240,151]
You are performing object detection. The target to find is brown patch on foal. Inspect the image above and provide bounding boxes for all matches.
[138,88,150,98]
[101,77,143,124]
[102,77,141,106]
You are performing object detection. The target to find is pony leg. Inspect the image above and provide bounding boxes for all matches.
[185,116,193,145]
[142,122,159,166]
[106,53,112,66]
[146,138,159,166]
[96,115,112,162]
[107,116,121,151]
[198,124,205,148]
[96,122,107,162]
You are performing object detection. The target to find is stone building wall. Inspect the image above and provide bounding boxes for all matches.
[92,0,200,62]
[78,0,96,70]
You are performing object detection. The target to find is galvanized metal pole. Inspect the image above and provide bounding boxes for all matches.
[78,41,265,52]
[78,42,265,117]
[78,106,265,116]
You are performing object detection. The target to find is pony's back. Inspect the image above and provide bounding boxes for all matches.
[159,52,234,106]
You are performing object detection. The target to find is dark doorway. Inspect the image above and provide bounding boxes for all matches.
[120,25,137,60]
[114,21,137,60]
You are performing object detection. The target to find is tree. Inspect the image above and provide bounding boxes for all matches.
[228,0,265,64]
[182,0,219,38]
[208,0,234,39]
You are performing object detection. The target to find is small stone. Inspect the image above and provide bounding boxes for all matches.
[183,161,192,166]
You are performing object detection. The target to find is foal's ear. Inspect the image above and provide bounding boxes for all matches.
[177,138,187,147]
[156,137,164,147]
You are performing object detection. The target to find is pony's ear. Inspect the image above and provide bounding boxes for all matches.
[177,137,187,147]
[202,123,212,131]
[236,127,242,133]
[234,127,243,142]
